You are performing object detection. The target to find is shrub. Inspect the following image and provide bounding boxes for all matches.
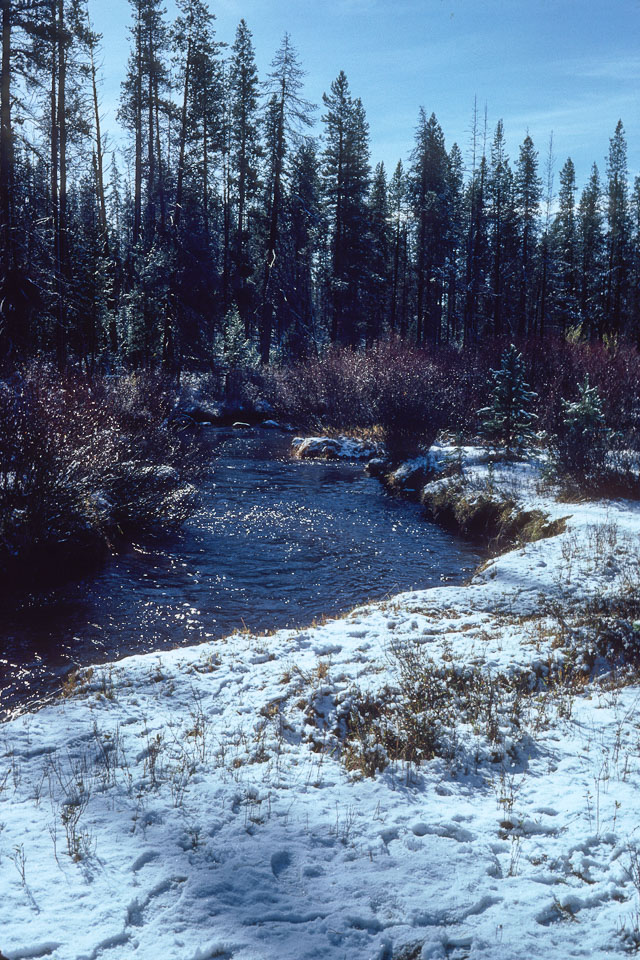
[0,365,199,589]
[263,335,640,462]
[263,339,452,456]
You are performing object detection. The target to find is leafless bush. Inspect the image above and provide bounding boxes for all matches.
[0,364,199,589]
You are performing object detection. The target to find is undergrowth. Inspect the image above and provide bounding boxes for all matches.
[0,364,200,590]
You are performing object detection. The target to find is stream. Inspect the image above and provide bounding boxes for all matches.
[0,430,482,720]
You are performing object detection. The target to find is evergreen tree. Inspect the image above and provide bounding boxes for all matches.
[259,32,313,363]
[554,375,611,478]
[172,0,222,235]
[215,306,259,373]
[551,157,578,332]
[321,70,371,345]
[605,119,630,336]
[228,19,260,330]
[536,133,554,340]
[119,0,170,249]
[478,343,538,456]
[410,109,448,345]
[462,101,488,345]
[577,163,605,338]
[514,133,542,336]
[630,176,640,343]
[277,138,322,357]
[0,1,52,359]
[389,159,410,336]
[445,142,464,342]
[170,0,223,367]
[365,161,391,343]
[487,120,516,338]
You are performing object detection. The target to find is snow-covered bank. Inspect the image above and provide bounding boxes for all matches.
[2,450,640,959]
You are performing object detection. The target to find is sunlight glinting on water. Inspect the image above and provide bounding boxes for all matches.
[0,431,481,718]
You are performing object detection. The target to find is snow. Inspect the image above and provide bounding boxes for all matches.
[3,448,640,959]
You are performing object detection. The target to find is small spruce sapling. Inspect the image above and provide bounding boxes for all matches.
[216,308,259,371]
[478,344,538,457]
[553,375,611,479]
[214,308,259,400]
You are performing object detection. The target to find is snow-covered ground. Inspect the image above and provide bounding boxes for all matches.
[3,448,640,960]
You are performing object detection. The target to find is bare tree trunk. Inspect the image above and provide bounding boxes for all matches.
[145,30,155,242]
[133,16,142,245]
[202,110,209,240]
[0,0,12,274]
[89,40,107,236]
[154,71,165,234]
[260,90,285,364]
[174,35,191,230]
[56,0,68,368]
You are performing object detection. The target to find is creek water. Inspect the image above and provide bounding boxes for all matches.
[0,430,481,719]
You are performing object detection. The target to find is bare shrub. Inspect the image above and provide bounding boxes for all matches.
[0,364,199,588]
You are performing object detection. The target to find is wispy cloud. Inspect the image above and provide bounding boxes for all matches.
[562,55,640,82]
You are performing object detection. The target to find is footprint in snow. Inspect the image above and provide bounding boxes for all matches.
[411,822,476,843]
[271,850,292,878]
[131,850,159,873]
[126,876,187,929]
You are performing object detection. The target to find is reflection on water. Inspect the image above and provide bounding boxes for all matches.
[0,430,481,718]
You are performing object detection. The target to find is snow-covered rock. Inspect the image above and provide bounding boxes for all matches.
[292,435,382,460]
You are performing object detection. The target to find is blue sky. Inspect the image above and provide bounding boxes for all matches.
[91,0,639,189]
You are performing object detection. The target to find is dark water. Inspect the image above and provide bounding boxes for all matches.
[0,430,481,720]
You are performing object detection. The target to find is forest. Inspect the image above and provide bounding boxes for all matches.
[0,0,638,371]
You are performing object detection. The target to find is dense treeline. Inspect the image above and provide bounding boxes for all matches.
[1,0,639,372]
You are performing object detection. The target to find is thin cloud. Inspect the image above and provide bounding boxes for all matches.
[563,55,640,82]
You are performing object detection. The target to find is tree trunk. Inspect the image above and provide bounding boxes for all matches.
[174,35,191,230]
[259,90,285,364]
[56,0,68,368]
[0,0,12,274]
[133,16,142,245]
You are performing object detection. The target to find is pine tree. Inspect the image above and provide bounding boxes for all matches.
[277,138,321,358]
[0,0,51,359]
[630,176,640,343]
[577,163,605,338]
[478,343,538,456]
[321,70,370,345]
[445,142,464,343]
[536,133,554,340]
[605,119,630,337]
[487,120,516,339]
[172,0,222,235]
[514,133,542,336]
[462,98,488,346]
[410,109,449,345]
[551,157,578,333]
[554,375,611,478]
[228,19,261,329]
[259,32,313,363]
[365,161,390,344]
[389,159,410,336]
[119,0,170,249]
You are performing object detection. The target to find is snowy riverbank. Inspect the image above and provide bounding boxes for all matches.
[2,448,640,959]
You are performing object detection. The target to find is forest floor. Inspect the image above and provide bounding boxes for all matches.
[2,446,640,959]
